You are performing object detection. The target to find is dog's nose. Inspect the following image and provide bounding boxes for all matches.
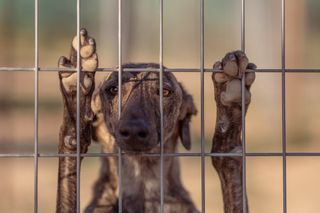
[118,119,150,142]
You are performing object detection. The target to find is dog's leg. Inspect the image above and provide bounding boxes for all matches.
[211,51,256,213]
[85,140,118,213]
[84,156,118,213]
[56,28,98,213]
[84,85,118,213]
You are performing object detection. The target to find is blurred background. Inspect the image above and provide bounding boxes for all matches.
[1,0,320,212]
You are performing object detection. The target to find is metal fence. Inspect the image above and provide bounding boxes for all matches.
[1,0,320,212]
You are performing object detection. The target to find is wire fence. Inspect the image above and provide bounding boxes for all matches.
[1,0,318,212]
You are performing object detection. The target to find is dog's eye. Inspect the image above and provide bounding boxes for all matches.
[157,88,172,97]
[107,86,118,95]
[163,89,171,97]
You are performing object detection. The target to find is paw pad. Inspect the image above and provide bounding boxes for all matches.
[58,28,98,93]
[213,51,256,106]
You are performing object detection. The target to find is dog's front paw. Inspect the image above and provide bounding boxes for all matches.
[58,28,98,95]
[212,50,256,107]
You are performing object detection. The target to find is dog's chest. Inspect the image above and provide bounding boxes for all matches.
[124,157,164,199]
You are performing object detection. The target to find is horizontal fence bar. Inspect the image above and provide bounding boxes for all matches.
[2,67,320,73]
[2,152,320,158]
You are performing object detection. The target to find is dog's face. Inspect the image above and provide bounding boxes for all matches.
[95,64,197,152]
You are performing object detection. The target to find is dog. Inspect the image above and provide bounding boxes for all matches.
[56,28,256,213]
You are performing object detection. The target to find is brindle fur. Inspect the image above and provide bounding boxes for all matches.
[56,29,255,213]
[56,29,97,213]
[57,67,95,212]
[211,51,256,213]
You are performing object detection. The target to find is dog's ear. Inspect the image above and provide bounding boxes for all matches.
[178,84,197,150]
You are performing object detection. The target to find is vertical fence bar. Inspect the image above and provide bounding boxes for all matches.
[241,0,247,212]
[33,0,39,212]
[76,0,81,212]
[281,0,287,212]
[200,0,205,212]
[241,0,246,52]
[117,0,123,212]
[159,0,164,212]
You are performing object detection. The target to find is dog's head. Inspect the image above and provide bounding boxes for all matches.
[93,64,197,152]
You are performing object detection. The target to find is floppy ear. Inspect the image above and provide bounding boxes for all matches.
[178,84,197,150]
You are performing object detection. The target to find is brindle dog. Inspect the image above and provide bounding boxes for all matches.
[56,29,256,213]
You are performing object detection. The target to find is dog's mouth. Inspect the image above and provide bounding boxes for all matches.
[115,138,160,153]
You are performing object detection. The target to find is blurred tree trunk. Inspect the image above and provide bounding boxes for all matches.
[287,1,306,68]
[0,0,15,93]
[0,0,15,180]
[0,1,15,66]
[0,1,16,96]
[123,0,133,61]
[286,1,308,147]
[0,1,16,150]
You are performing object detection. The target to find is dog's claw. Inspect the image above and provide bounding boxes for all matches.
[88,38,95,45]
[80,28,88,36]
[245,72,256,86]
[58,56,68,66]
